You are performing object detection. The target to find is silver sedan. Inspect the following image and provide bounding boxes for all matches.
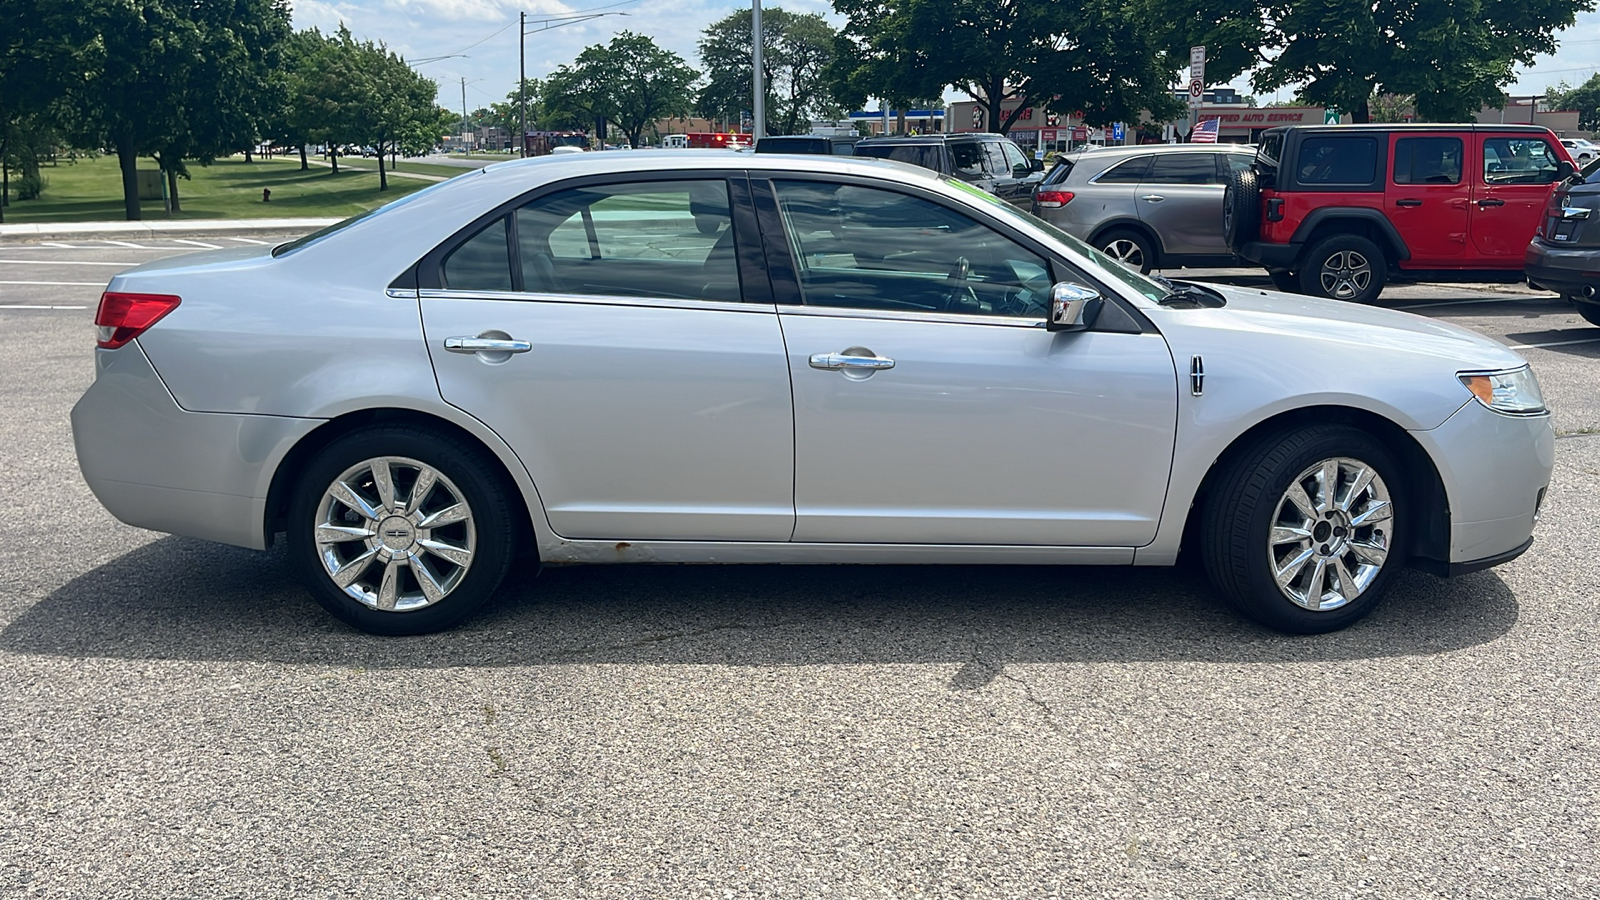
[71,152,1554,635]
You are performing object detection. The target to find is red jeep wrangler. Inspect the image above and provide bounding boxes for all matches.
[1225,124,1577,303]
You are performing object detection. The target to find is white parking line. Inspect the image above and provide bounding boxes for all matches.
[0,259,137,266]
[39,241,80,248]
[170,239,222,249]
[1394,296,1541,311]
[0,280,106,286]
[1506,337,1600,350]
[1,304,89,310]
[97,240,155,249]
[224,237,268,244]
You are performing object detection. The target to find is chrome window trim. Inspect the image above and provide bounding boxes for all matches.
[418,288,767,315]
[774,303,1045,329]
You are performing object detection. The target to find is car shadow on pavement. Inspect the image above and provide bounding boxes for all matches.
[2,537,1520,681]
[1504,327,1600,357]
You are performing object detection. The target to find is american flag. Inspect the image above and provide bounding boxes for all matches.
[1192,117,1220,143]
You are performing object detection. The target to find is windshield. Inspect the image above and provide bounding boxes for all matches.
[938,175,1168,302]
[855,143,942,170]
[271,175,464,257]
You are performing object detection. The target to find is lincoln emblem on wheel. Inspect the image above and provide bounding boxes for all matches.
[71,150,1554,635]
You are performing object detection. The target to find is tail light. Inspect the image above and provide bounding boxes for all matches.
[95,292,182,349]
[1035,190,1074,209]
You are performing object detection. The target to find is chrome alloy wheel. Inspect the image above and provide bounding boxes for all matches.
[1317,250,1373,300]
[1267,457,1392,612]
[313,456,476,612]
[1103,238,1145,269]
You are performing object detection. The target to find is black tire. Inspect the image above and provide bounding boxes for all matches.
[286,425,519,635]
[1222,168,1260,253]
[1569,297,1600,328]
[1200,425,1407,634]
[1097,228,1157,273]
[1298,233,1388,303]
[1267,269,1299,293]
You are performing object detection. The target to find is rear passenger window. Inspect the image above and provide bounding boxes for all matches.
[441,216,513,292]
[950,142,987,178]
[1296,136,1379,187]
[514,180,742,302]
[1393,137,1463,184]
[1095,156,1151,184]
[1145,153,1220,185]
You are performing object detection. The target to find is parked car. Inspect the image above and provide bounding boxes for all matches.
[755,134,859,156]
[73,151,1552,637]
[1559,138,1597,167]
[1226,124,1578,302]
[1525,155,1600,326]
[1030,143,1257,273]
[853,133,1044,207]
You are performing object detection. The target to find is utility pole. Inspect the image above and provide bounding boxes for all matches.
[519,11,526,157]
[752,0,764,141]
[461,77,470,154]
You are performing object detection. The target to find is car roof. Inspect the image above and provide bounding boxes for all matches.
[856,133,1004,145]
[1259,123,1556,136]
[1068,143,1253,160]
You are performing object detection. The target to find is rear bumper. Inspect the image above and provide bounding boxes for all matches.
[1524,240,1600,298]
[1238,240,1301,270]
[71,343,321,550]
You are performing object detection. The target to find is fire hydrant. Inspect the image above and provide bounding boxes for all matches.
[262,188,271,202]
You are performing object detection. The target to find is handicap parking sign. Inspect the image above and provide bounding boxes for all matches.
[1111,122,1125,141]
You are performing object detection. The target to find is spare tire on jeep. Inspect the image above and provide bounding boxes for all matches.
[1223,168,1260,253]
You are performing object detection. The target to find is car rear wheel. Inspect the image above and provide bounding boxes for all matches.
[1568,295,1600,327]
[1201,425,1405,634]
[1098,229,1155,273]
[1299,234,1387,303]
[287,426,518,635]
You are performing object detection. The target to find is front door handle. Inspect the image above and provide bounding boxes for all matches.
[1395,198,1423,207]
[1477,198,1506,208]
[1140,194,1166,202]
[809,351,895,371]
[444,336,533,353]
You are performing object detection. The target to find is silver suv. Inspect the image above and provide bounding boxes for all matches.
[1031,143,1256,272]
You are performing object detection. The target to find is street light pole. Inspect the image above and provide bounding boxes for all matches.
[519,11,526,157]
[461,77,470,154]
[751,0,764,141]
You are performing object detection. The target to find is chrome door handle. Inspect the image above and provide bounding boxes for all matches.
[809,352,895,371]
[444,336,532,353]
[1140,194,1166,202]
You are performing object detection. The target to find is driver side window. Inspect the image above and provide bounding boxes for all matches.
[771,180,1053,318]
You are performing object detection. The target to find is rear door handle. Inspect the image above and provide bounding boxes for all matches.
[1396,199,1423,208]
[1477,198,1506,208]
[809,351,895,371]
[1140,194,1166,202]
[444,336,533,353]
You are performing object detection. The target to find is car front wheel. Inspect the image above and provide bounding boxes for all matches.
[286,426,518,635]
[1299,234,1388,303]
[1201,425,1405,633]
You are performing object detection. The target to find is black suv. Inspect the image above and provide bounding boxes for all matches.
[854,133,1044,207]
[754,134,859,156]
[1525,156,1600,327]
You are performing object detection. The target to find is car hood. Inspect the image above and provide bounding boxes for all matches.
[1147,283,1533,431]
[1165,283,1529,370]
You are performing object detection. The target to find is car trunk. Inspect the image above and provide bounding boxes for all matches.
[1544,173,1600,247]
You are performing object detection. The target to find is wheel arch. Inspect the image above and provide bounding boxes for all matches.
[1087,219,1165,263]
[1178,404,1450,569]
[1291,209,1412,265]
[263,406,544,555]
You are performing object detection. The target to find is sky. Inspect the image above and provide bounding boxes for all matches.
[288,0,1600,118]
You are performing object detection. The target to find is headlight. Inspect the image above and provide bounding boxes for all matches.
[1458,366,1547,416]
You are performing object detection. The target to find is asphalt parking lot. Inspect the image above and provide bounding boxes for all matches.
[2,238,1598,898]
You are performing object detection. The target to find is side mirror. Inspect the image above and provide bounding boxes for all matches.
[1030,158,1045,173]
[1557,160,1577,181]
[1047,282,1104,332]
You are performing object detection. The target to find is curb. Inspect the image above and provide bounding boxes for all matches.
[0,217,341,242]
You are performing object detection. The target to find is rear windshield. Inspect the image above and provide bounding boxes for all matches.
[272,175,462,257]
[1042,157,1075,185]
[1581,156,1600,185]
[854,143,942,171]
[755,137,824,154]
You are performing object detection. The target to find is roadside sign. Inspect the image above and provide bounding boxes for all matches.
[1324,107,1340,125]
[1188,46,1206,110]
[1112,122,1125,141]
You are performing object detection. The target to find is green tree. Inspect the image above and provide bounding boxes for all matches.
[698,8,843,136]
[1205,0,1595,123]
[1548,73,1600,131]
[266,28,333,170]
[546,33,698,148]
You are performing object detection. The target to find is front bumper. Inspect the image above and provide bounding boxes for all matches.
[1409,397,1554,571]
[1524,239,1600,300]
[71,343,321,550]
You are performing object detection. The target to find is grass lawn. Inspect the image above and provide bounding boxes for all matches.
[336,158,488,179]
[0,154,453,223]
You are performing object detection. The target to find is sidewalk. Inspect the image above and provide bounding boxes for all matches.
[0,217,341,241]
